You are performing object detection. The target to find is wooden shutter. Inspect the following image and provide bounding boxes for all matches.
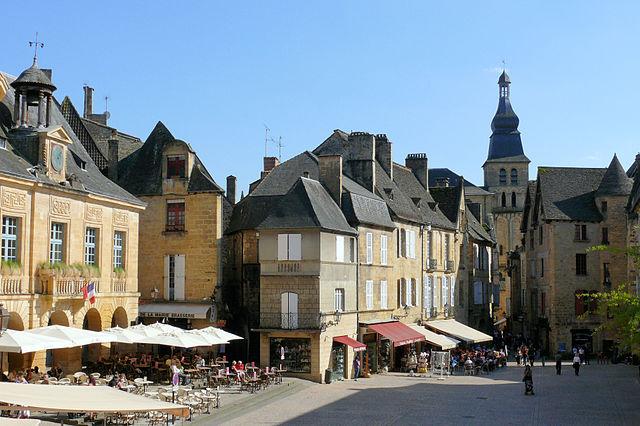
[288,234,302,261]
[380,281,387,309]
[163,255,170,300]
[380,235,387,265]
[366,233,373,264]
[278,234,288,260]
[174,254,186,301]
[336,235,345,262]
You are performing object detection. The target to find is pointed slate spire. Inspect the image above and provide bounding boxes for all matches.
[596,154,633,196]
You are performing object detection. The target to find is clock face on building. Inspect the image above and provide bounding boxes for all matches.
[51,145,64,172]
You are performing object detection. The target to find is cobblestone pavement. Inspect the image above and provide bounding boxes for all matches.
[204,363,640,426]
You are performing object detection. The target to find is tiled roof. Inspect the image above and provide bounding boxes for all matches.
[466,206,494,243]
[0,72,143,206]
[537,167,606,222]
[116,121,222,196]
[596,154,632,197]
[430,185,461,225]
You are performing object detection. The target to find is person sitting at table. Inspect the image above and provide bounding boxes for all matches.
[194,354,205,368]
[108,374,119,387]
[116,373,128,390]
[231,361,245,382]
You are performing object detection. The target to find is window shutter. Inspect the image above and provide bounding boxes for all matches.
[164,255,170,300]
[450,276,456,307]
[405,279,411,307]
[442,276,448,307]
[424,276,432,310]
[380,235,387,265]
[288,234,302,260]
[380,281,387,309]
[366,232,373,264]
[366,280,373,310]
[278,234,288,260]
[405,230,410,258]
[411,279,417,306]
[336,235,345,262]
[174,254,186,301]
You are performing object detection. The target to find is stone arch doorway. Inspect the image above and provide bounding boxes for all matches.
[111,307,128,328]
[6,313,30,372]
[46,310,70,370]
[82,308,102,364]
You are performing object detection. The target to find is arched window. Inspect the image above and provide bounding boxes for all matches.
[281,292,299,329]
[511,192,517,207]
[501,192,506,207]
[510,168,518,185]
[499,169,507,185]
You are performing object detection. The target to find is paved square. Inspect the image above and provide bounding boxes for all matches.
[206,364,640,425]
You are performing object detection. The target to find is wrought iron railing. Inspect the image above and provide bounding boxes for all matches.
[259,312,321,329]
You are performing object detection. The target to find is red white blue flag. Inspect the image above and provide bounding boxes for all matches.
[82,282,96,304]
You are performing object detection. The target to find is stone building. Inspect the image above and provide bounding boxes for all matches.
[113,122,226,330]
[482,71,530,325]
[226,130,488,382]
[0,61,144,371]
[520,155,632,354]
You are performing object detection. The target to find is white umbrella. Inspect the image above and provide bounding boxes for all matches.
[185,329,228,345]
[146,322,185,335]
[25,325,118,346]
[128,324,164,338]
[104,326,148,344]
[199,327,243,341]
[0,329,72,353]
[139,332,211,348]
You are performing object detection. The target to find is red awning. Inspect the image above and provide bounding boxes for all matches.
[333,335,367,352]
[368,322,426,347]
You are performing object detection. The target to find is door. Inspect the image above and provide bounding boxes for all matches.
[281,292,299,329]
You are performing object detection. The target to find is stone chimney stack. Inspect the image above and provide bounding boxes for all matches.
[319,155,343,207]
[405,153,429,190]
[226,175,237,205]
[261,156,280,179]
[83,85,94,118]
[375,134,393,179]
[346,132,376,192]
[107,130,118,181]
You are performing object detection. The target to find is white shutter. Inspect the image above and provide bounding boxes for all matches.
[336,235,345,262]
[424,276,433,310]
[174,254,186,301]
[405,279,412,307]
[366,232,373,264]
[380,235,388,265]
[366,280,373,310]
[442,276,448,307]
[278,234,288,260]
[450,276,456,307]
[473,244,479,269]
[380,281,388,309]
[164,255,170,300]
[405,230,410,259]
[410,231,416,259]
[288,234,302,260]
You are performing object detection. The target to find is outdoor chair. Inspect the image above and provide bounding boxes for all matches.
[58,377,71,385]
[464,364,474,376]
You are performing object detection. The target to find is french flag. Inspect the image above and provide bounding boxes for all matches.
[82,282,96,304]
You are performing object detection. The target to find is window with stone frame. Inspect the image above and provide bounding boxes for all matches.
[365,281,373,310]
[510,168,518,185]
[334,288,345,312]
[49,223,65,264]
[1,216,18,262]
[574,224,588,241]
[499,168,507,185]
[166,201,186,231]
[166,155,186,178]
[539,225,544,245]
[601,227,609,245]
[380,280,388,309]
[113,231,125,269]
[575,253,587,276]
[511,192,517,207]
[84,227,98,265]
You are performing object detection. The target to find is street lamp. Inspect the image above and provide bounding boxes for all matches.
[0,304,10,335]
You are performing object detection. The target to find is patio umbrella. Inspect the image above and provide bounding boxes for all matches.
[145,322,186,335]
[25,325,118,346]
[198,327,243,342]
[0,329,72,353]
[139,332,211,348]
[127,323,164,338]
[185,329,228,345]
[104,326,149,344]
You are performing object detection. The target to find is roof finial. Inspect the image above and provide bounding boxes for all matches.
[502,58,506,72]
[28,32,44,66]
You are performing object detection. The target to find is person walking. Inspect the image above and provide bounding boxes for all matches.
[523,365,534,395]
[555,351,562,375]
[353,354,361,381]
[573,353,581,376]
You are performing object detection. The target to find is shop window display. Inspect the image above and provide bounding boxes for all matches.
[270,337,311,373]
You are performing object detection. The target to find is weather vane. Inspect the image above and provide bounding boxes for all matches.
[29,32,44,66]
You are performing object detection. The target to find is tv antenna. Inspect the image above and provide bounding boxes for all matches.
[263,124,270,157]
[275,136,284,161]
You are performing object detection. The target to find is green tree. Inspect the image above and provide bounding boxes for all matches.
[588,244,640,355]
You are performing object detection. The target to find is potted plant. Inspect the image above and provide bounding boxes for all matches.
[0,260,21,276]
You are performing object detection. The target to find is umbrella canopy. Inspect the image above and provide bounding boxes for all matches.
[127,323,164,338]
[185,329,228,345]
[199,327,243,341]
[140,332,211,348]
[25,325,117,346]
[0,329,72,353]
[146,322,185,334]
[104,326,149,344]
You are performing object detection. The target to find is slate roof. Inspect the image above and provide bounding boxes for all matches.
[60,97,143,170]
[0,71,143,207]
[11,64,55,91]
[466,206,494,243]
[596,154,633,197]
[430,185,461,225]
[428,168,491,196]
[258,178,357,235]
[342,177,395,229]
[116,121,222,196]
[537,167,606,222]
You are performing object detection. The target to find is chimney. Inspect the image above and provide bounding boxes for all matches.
[83,85,94,118]
[405,153,429,190]
[261,156,280,179]
[375,134,393,179]
[107,130,118,181]
[319,155,343,207]
[226,175,237,205]
[303,171,309,178]
[346,132,375,192]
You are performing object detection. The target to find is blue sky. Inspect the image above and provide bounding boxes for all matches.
[3,1,639,193]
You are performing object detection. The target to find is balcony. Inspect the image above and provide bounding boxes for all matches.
[427,259,438,271]
[259,312,321,329]
[0,275,26,294]
[111,278,127,293]
[261,260,321,276]
[445,260,455,272]
[425,307,438,318]
[41,276,101,297]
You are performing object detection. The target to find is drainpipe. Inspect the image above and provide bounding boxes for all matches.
[420,224,424,322]
[355,233,360,332]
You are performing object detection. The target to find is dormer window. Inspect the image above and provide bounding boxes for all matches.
[167,155,186,178]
